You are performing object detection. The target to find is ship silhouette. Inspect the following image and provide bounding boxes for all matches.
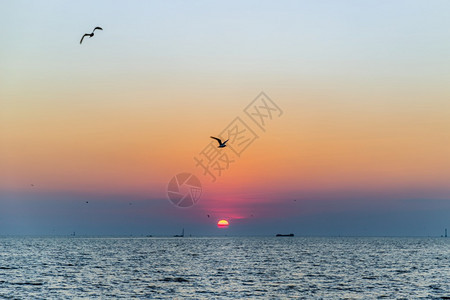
[173,228,184,237]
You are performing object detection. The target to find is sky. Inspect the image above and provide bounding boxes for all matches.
[1,0,449,236]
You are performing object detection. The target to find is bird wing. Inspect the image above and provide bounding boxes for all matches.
[80,34,89,44]
[210,136,222,144]
[223,139,229,144]
[93,27,103,32]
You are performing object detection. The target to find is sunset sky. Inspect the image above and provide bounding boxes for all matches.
[1,0,449,236]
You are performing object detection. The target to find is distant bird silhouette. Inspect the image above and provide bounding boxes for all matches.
[210,136,228,148]
[85,201,89,204]
[207,214,210,218]
[30,184,34,187]
[80,26,103,44]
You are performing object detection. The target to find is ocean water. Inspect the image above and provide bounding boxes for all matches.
[0,237,449,299]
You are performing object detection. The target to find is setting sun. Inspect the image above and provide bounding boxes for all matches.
[217,220,229,228]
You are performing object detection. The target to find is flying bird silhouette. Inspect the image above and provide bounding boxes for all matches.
[210,136,229,148]
[80,26,103,44]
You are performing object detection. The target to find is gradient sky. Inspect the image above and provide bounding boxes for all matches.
[1,0,449,236]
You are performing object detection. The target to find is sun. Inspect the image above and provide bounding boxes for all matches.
[217,219,229,228]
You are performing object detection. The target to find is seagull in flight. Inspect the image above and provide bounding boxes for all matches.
[80,26,103,44]
[210,136,229,148]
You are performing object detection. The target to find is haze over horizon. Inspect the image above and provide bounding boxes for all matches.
[1,0,449,236]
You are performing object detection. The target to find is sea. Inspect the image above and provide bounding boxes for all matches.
[0,236,449,299]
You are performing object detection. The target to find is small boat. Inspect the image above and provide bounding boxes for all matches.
[276,233,294,237]
[174,228,185,237]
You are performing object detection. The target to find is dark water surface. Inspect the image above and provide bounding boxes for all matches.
[1,237,449,299]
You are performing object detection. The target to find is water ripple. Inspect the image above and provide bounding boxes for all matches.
[0,237,449,299]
